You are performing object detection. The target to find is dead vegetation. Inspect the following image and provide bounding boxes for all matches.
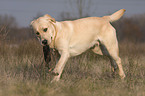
[0,39,145,96]
[0,14,145,96]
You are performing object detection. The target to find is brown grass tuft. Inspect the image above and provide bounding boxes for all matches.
[0,40,145,96]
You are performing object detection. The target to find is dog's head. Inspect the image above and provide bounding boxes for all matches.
[31,14,56,46]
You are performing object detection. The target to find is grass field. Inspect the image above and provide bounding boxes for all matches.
[0,39,145,96]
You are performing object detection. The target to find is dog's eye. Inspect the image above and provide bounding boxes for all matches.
[36,32,40,35]
[43,28,48,32]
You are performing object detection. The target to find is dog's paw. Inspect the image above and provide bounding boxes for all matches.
[119,71,126,80]
[51,72,59,76]
[51,76,60,83]
[120,74,126,80]
[51,68,60,76]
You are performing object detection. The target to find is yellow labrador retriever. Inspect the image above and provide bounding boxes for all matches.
[31,9,126,82]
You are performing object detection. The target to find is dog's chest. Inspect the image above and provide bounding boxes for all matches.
[68,40,98,56]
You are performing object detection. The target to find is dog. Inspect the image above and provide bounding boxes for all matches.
[31,9,126,82]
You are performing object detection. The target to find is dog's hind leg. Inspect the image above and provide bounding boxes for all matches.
[91,42,103,56]
[98,40,118,71]
[99,39,125,79]
[92,41,118,73]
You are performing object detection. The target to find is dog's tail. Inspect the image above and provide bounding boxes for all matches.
[103,9,126,22]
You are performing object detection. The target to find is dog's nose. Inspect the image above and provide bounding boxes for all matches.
[42,40,48,45]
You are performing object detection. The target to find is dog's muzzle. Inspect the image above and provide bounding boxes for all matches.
[42,40,48,45]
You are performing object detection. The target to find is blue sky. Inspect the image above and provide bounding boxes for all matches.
[0,0,145,27]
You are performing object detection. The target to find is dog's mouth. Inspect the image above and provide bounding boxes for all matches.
[42,43,48,46]
[43,45,51,68]
[42,44,60,73]
[42,40,48,46]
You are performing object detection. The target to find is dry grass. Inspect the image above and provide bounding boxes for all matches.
[0,39,145,96]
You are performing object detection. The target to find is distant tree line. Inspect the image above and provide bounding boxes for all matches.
[0,14,145,44]
[113,15,145,42]
[0,15,35,44]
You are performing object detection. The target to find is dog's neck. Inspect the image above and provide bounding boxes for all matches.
[49,22,59,49]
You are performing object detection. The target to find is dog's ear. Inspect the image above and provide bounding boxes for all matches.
[44,14,56,23]
[30,21,34,25]
[30,20,36,26]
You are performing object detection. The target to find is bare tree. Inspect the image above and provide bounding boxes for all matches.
[0,25,9,42]
[0,15,17,44]
[61,0,95,20]
[75,0,92,18]
[0,15,17,28]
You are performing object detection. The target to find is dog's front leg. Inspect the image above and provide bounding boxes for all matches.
[51,51,69,82]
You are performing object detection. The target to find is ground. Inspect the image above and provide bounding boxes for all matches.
[0,40,145,96]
